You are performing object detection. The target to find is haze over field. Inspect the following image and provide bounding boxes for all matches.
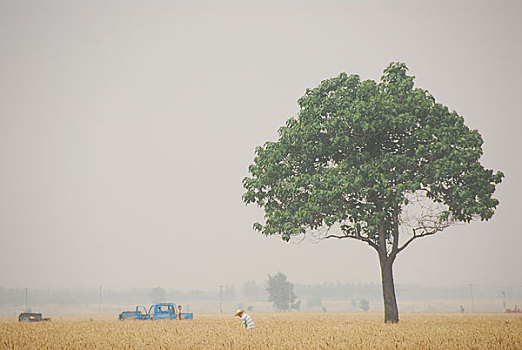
[1,0,521,292]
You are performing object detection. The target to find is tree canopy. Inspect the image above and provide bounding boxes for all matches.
[243,62,503,247]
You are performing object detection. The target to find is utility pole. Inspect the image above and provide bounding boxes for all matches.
[99,285,102,315]
[219,285,223,313]
[288,283,291,312]
[469,284,475,312]
[25,288,28,312]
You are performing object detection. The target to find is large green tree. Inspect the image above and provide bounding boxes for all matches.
[242,63,503,323]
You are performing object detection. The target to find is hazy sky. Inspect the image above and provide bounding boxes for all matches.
[1,0,521,291]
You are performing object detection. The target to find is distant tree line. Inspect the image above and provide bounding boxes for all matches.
[1,284,519,308]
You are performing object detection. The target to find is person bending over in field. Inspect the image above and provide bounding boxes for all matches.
[235,309,255,329]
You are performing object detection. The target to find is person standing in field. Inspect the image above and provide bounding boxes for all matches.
[177,305,182,320]
[235,309,255,329]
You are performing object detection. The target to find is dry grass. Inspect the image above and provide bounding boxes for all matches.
[1,312,521,349]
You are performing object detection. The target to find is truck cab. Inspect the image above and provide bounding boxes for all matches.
[149,303,177,320]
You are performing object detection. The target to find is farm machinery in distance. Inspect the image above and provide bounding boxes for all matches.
[505,305,521,314]
[118,303,193,321]
[18,312,51,322]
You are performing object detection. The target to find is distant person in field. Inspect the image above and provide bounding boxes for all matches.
[177,305,182,320]
[235,309,255,329]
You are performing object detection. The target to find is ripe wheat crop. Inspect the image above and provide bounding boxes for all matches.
[1,313,521,349]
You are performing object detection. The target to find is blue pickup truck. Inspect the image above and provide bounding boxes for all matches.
[118,303,193,321]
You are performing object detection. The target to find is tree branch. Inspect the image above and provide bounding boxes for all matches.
[396,224,447,254]
[397,191,454,255]
[325,233,379,252]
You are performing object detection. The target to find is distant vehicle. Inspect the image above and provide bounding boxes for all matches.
[505,305,521,314]
[118,303,193,321]
[118,306,149,320]
[18,312,51,322]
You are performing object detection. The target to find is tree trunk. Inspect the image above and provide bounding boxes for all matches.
[379,255,399,323]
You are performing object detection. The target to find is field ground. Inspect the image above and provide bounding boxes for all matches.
[1,312,522,349]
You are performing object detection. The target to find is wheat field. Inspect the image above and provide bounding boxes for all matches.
[1,312,521,349]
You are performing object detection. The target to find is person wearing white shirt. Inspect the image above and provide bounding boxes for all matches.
[235,309,255,329]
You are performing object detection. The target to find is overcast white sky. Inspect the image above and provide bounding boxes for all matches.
[1,0,520,291]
